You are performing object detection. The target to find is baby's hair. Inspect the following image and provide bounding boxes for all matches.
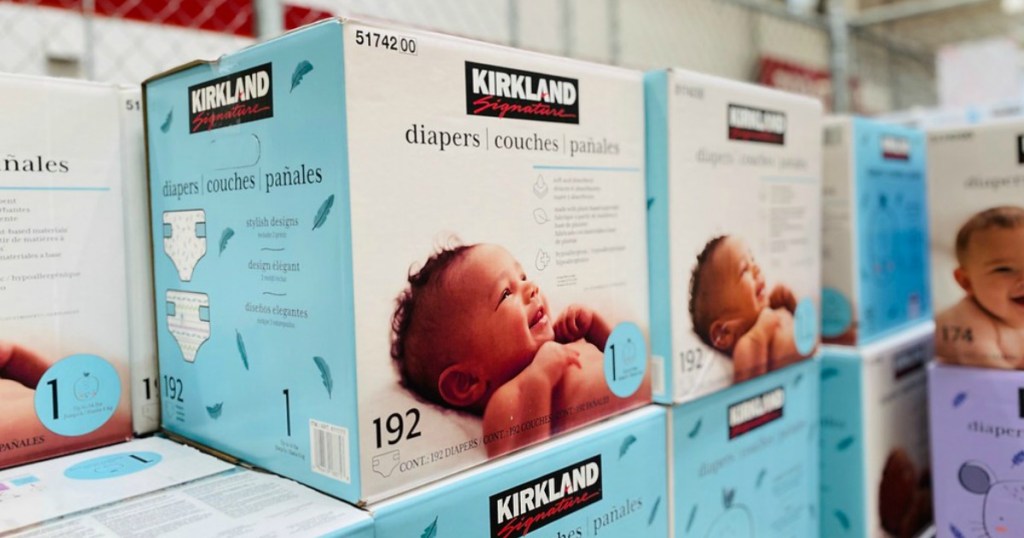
[689,235,728,348]
[391,241,476,406]
[955,206,1024,264]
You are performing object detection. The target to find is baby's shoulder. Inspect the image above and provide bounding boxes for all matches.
[936,298,997,334]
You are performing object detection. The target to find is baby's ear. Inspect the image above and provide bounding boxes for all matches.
[709,319,738,352]
[438,364,487,409]
[953,268,973,294]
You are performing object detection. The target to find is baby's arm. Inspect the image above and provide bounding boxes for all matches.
[554,305,611,350]
[0,341,51,389]
[732,309,779,382]
[769,284,797,313]
[935,302,1014,369]
[483,342,580,457]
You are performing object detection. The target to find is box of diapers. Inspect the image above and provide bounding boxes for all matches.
[144,18,651,504]
[928,120,1024,369]
[369,407,667,538]
[820,322,934,538]
[0,74,134,468]
[821,117,930,346]
[645,69,822,404]
[668,359,820,538]
[1,437,372,537]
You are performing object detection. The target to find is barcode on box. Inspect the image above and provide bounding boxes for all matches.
[310,419,350,483]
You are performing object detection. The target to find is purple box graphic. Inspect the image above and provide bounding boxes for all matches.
[929,363,1024,538]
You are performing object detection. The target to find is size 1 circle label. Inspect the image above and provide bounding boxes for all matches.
[604,322,647,398]
[34,354,121,437]
[793,298,819,355]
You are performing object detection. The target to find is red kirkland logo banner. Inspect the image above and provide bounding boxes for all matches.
[465,61,580,124]
[728,387,785,439]
[188,63,273,133]
[489,456,602,538]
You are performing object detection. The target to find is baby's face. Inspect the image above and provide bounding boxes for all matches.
[960,226,1024,327]
[447,245,555,384]
[709,237,769,327]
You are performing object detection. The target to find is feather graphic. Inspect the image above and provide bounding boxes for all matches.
[236,330,249,370]
[794,372,804,386]
[836,436,855,451]
[1013,450,1024,467]
[420,516,437,538]
[949,524,965,538]
[647,496,661,526]
[952,392,967,408]
[291,60,314,92]
[685,505,697,533]
[756,468,767,488]
[688,418,702,438]
[312,194,335,231]
[219,227,235,255]
[723,488,735,509]
[821,367,839,381]
[206,402,223,419]
[314,356,333,398]
[834,510,850,530]
[619,434,637,459]
[160,109,173,133]
[647,197,655,210]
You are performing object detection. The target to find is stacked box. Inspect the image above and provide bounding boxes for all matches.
[0,74,134,468]
[120,86,160,435]
[1,437,372,537]
[668,359,820,537]
[820,322,934,538]
[645,69,822,404]
[370,407,668,537]
[821,117,931,346]
[144,18,651,504]
[929,364,1024,538]
[927,120,1024,368]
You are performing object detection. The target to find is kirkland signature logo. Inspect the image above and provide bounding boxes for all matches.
[466,61,579,124]
[727,387,785,439]
[892,343,927,379]
[489,456,602,538]
[727,104,786,145]
[881,135,911,161]
[188,63,273,133]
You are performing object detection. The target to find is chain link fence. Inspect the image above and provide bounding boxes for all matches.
[0,0,1021,114]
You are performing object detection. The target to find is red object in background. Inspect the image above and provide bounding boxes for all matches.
[8,0,334,36]
[757,55,863,113]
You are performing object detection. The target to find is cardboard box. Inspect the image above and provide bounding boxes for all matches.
[120,86,159,435]
[820,322,934,538]
[646,69,822,404]
[144,18,651,504]
[370,406,667,538]
[928,120,1024,368]
[1,437,372,537]
[928,363,1024,538]
[0,74,134,468]
[668,359,820,537]
[821,117,931,346]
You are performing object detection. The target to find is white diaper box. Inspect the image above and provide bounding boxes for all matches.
[120,86,160,435]
[821,117,930,346]
[645,69,822,404]
[0,74,138,468]
[1,436,372,537]
[927,119,1024,368]
[144,18,651,504]
[369,406,668,538]
[820,322,934,538]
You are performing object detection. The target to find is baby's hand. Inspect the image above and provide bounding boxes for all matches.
[555,305,595,343]
[530,341,581,384]
[769,285,797,313]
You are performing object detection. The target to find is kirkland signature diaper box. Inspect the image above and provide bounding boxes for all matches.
[928,364,1024,538]
[1,437,373,537]
[645,69,822,404]
[369,406,667,538]
[144,18,651,504]
[820,322,934,538]
[121,86,160,435]
[669,359,820,538]
[821,117,930,346]
[928,120,1024,370]
[0,74,133,468]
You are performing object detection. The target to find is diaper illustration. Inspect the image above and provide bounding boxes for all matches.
[959,461,1024,538]
[166,290,211,362]
[163,210,207,282]
[373,450,401,478]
